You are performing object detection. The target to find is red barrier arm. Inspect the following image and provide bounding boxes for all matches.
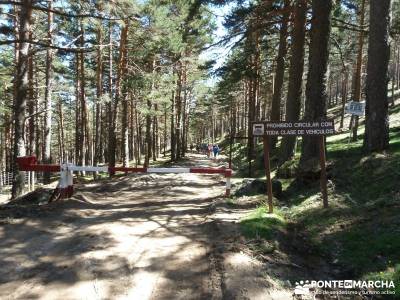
[24,165,61,172]
[17,156,61,172]
[17,156,37,169]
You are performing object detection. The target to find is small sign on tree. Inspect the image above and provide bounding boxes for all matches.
[345,101,365,116]
[253,124,265,136]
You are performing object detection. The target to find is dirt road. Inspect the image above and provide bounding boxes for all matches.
[0,154,291,300]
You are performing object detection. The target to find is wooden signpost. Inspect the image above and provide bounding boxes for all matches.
[253,120,335,213]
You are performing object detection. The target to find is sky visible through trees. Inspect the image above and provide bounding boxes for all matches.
[200,4,234,78]
[0,0,398,198]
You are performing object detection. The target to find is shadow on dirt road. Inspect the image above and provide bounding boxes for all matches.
[0,154,291,300]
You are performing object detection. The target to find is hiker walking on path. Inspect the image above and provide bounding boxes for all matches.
[213,144,220,159]
[207,144,213,158]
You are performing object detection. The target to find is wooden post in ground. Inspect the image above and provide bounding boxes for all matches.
[254,120,334,210]
[319,136,328,208]
[263,136,274,213]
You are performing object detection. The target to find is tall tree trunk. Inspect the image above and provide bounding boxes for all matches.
[299,0,333,172]
[340,71,349,128]
[144,101,152,166]
[396,45,400,88]
[33,65,40,160]
[181,63,188,157]
[122,94,129,167]
[391,56,396,107]
[27,34,35,156]
[269,0,290,149]
[79,22,89,172]
[94,24,103,168]
[9,4,19,175]
[243,80,248,133]
[230,100,237,138]
[107,22,114,167]
[129,93,135,165]
[335,76,340,105]
[58,98,65,162]
[109,21,128,172]
[170,90,176,161]
[145,58,155,166]
[328,75,333,107]
[134,101,141,166]
[43,0,53,183]
[364,0,391,152]
[12,0,32,199]
[279,0,307,163]
[121,26,129,167]
[351,0,366,141]
[175,62,183,160]
[163,104,167,157]
[152,104,158,161]
[247,78,255,176]
[75,53,81,165]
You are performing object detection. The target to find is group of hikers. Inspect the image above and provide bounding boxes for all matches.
[190,143,221,159]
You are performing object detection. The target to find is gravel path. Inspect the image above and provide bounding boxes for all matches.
[0,154,291,300]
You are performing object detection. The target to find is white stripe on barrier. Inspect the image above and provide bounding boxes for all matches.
[67,170,73,186]
[68,166,109,172]
[147,168,191,173]
[60,165,68,189]
[226,177,231,189]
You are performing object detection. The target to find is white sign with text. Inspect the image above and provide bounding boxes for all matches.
[345,101,365,116]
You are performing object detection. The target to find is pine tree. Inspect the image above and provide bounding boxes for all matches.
[299,0,333,174]
[364,0,391,152]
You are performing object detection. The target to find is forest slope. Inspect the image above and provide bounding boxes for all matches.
[229,99,400,297]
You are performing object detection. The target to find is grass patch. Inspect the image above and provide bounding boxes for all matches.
[364,264,400,296]
[327,128,400,206]
[332,225,400,276]
[226,197,237,207]
[240,206,286,240]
